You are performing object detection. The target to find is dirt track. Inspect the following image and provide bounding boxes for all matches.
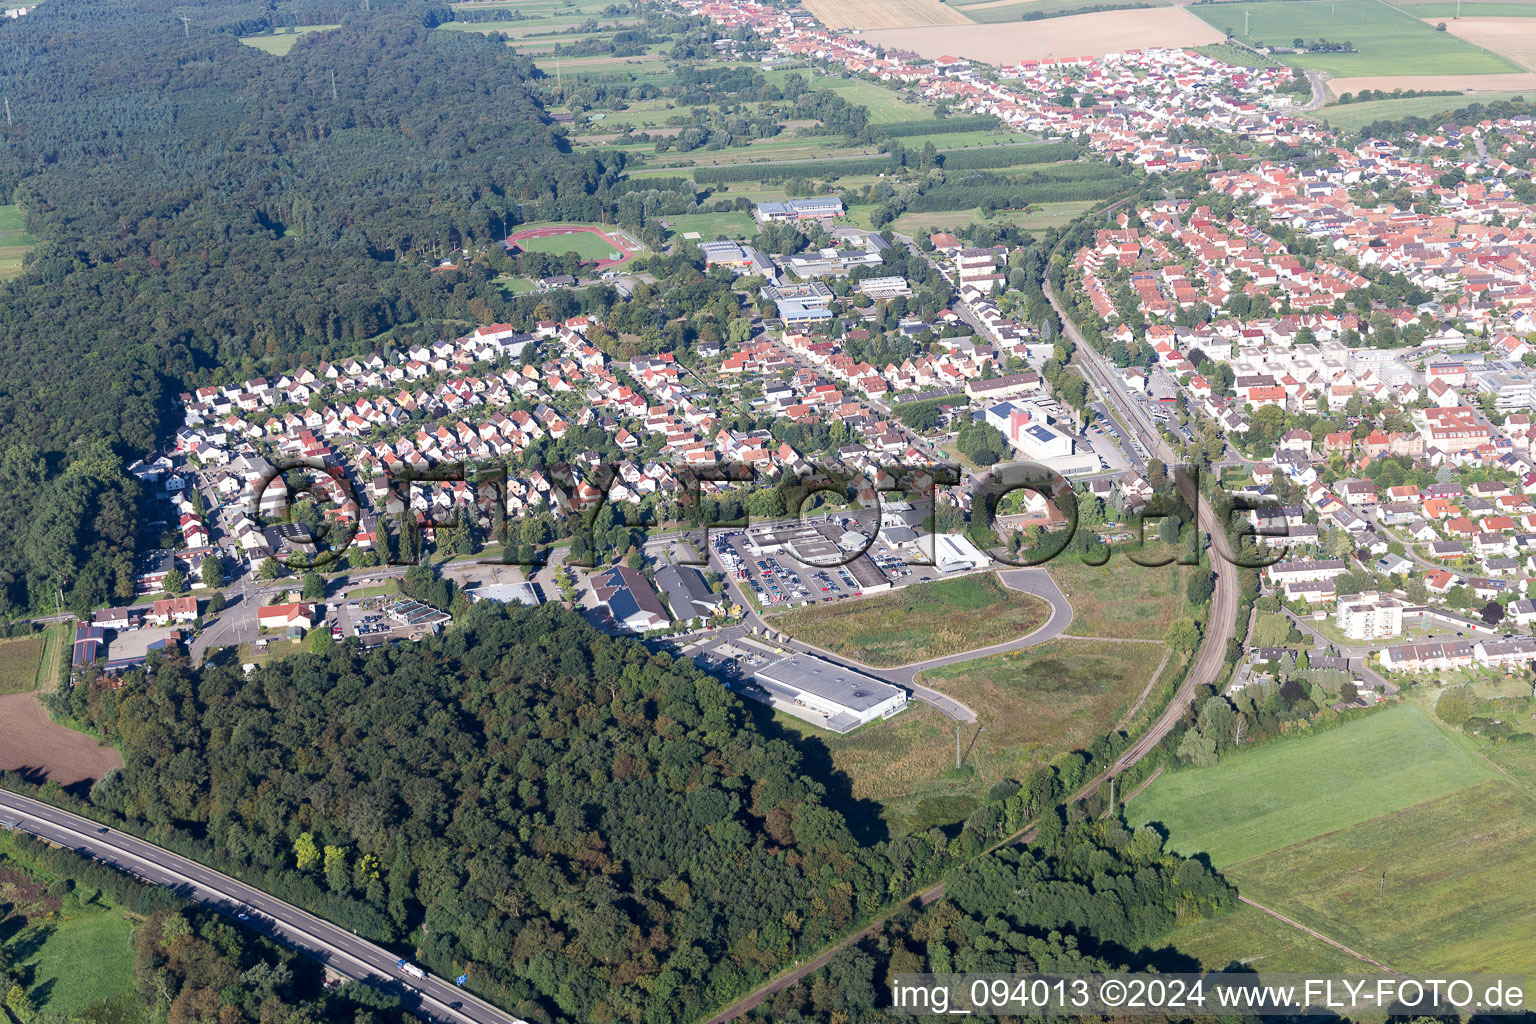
[0,693,122,786]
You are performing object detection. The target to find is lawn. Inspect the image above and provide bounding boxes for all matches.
[1187,0,1520,75]
[1231,779,1536,971]
[1314,90,1526,128]
[665,211,759,240]
[1128,703,1496,866]
[769,573,1051,666]
[0,635,44,696]
[0,204,36,280]
[1044,555,1190,641]
[238,24,340,55]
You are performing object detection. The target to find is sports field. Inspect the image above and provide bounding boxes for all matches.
[1394,0,1536,14]
[665,211,758,240]
[770,574,1051,667]
[1188,0,1519,75]
[506,224,639,267]
[1130,704,1494,865]
[0,205,35,280]
[802,0,969,29]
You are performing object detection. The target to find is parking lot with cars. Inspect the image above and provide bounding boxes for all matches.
[710,527,922,610]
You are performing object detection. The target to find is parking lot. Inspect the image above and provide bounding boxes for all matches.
[709,526,919,610]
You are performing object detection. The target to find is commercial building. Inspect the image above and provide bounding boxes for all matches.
[856,276,912,300]
[751,653,907,733]
[655,565,723,620]
[591,565,670,632]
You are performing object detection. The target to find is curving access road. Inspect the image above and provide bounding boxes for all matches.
[0,790,526,1024]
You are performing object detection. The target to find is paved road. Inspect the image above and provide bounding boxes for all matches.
[0,790,525,1024]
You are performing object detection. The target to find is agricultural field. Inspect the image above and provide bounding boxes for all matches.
[1129,704,1494,866]
[1188,0,1520,75]
[237,24,339,55]
[801,0,970,29]
[1230,780,1536,971]
[958,0,1156,23]
[0,691,123,786]
[748,69,940,124]
[863,8,1223,63]
[1393,0,1536,15]
[1438,16,1536,70]
[0,205,36,279]
[0,634,43,695]
[768,573,1051,667]
[1135,703,1536,972]
[1169,902,1374,973]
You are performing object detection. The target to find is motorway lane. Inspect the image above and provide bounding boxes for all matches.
[0,790,526,1024]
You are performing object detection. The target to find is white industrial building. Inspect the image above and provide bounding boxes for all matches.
[752,653,908,733]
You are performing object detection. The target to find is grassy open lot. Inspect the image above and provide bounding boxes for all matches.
[770,573,1051,666]
[0,635,44,696]
[0,205,36,280]
[238,24,340,55]
[33,623,66,691]
[1314,90,1525,128]
[1232,779,1536,971]
[1129,703,1495,866]
[665,210,758,240]
[922,637,1163,771]
[775,635,1166,837]
[1045,556,1189,641]
[1188,0,1519,74]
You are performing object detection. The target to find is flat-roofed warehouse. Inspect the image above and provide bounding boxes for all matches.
[752,653,907,733]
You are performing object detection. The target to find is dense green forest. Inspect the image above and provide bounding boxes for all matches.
[0,0,699,615]
[745,817,1235,1022]
[68,603,954,1023]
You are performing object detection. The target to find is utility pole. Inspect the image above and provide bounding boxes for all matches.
[954,723,962,769]
[330,69,338,102]
[3,98,10,128]
[1244,10,1250,36]
[179,15,190,37]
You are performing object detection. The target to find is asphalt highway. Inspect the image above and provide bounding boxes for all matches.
[0,790,527,1024]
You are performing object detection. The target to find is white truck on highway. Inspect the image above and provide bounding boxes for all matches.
[396,959,427,980]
